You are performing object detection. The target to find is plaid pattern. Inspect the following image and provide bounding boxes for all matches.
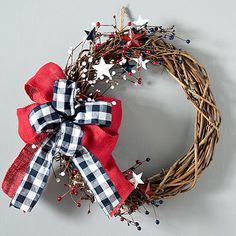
[73,146,120,215]
[10,79,121,215]
[29,102,61,133]
[52,79,76,116]
[74,101,112,126]
[54,121,84,157]
[10,134,56,212]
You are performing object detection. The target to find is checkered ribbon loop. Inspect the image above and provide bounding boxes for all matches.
[29,80,112,135]
[10,79,121,215]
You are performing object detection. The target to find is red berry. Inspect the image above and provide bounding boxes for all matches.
[95,43,101,49]
[71,186,76,191]
[128,72,133,76]
[127,170,132,176]
[96,22,101,27]
[120,217,125,221]
[128,22,132,26]
[116,59,121,64]
[72,169,78,175]
[76,202,81,207]
[136,160,142,164]
[153,61,158,65]
[138,78,142,84]
[109,33,114,38]
[57,196,62,202]
[146,50,151,54]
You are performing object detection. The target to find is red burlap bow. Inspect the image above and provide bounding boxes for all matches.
[2,62,134,216]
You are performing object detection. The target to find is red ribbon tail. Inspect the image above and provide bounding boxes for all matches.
[2,138,46,198]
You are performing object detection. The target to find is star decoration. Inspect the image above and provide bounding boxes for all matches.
[129,172,144,188]
[132,56,150,70]
[85,27,96,41]
[92,57,114,79]
[132,16,149,27]
[119,205,129,214]
[121,29,143,47]
[121,60,135,73]
[143,181,155,197]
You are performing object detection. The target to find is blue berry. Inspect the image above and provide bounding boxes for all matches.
[145,210,150,215]
[169,35,174,40]
[120,40,126,45]
[155,219,160,225]
[186,39,191,44]
[159,199,164,204]
[135,222,139,226]
[137,226,142,231]
[153,200,159,205]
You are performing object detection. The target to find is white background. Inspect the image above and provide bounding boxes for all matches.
[0,0,235,235]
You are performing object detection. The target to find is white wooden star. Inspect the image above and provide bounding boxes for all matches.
[132,16,149,26]
[92,57,114,79]
[130,172,144,188]
[119,205,129,214]
[132,56,150,70]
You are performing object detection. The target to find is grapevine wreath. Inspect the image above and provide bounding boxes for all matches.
[2,9,221,230]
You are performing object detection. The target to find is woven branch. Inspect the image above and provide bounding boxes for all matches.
[145,42,221,200]
[66,28,221,204]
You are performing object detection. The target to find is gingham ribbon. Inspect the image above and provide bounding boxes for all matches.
[10,79,121,215]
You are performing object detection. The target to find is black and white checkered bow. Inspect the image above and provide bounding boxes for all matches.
[10,79,121,215]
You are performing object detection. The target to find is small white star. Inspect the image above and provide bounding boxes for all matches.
[119,205,129,214]
[132,56,150,70]
[130,172,144,188]
[92,57,114,79]
[132,16,149,27]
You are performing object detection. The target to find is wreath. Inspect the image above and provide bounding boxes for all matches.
[2,9,221,231]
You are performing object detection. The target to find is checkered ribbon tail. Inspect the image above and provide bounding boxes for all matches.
[10,79,121,215]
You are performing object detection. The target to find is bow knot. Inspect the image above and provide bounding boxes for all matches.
[29,79,112,157]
